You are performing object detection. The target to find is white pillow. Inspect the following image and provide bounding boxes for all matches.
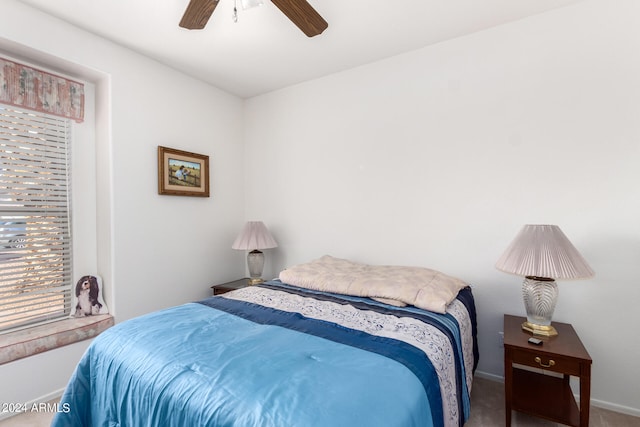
[280,255,468,313]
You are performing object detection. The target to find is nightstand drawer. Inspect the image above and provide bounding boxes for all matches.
[510,348,581,376]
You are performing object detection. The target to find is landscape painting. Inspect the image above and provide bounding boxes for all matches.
[158,146,210,197]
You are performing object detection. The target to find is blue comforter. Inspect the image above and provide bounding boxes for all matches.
[53,281,477,427]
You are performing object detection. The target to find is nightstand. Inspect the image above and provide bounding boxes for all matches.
[504,314,592,427]
[211,278,251,295]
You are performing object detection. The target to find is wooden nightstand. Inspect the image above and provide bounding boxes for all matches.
[211,278,251,295]
[504,314,592,427]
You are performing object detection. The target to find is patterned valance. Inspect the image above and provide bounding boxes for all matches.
[0,57,84,123]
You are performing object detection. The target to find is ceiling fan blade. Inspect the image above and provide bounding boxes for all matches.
[270,0,328,37]
[180,0,219,30]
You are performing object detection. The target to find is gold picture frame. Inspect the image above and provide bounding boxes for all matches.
[158,146,210,197]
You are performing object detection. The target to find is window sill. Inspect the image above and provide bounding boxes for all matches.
[0,314,114,365]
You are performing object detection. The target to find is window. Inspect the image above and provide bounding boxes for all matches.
[0,104,73,333]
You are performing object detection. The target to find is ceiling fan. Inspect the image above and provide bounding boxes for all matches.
[179,0,328,37]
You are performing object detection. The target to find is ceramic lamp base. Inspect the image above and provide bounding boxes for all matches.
[522,276,559,336]
[247,250,265,284]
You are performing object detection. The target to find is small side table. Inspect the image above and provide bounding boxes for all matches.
[504,314,592,427]
[211,278,251,295]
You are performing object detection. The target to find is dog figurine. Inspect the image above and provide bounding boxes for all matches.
[74,275,103,317]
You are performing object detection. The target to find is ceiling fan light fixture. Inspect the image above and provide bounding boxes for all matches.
[241,0,264,10]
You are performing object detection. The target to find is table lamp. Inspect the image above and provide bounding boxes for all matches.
[495,224,594,336]
[232,221,278,285]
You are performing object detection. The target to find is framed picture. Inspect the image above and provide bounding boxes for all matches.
[158,146,210,197]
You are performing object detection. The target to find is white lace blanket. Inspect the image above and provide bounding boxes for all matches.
[279,255,468,314]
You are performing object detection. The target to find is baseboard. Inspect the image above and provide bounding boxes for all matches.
[0,388,64,421]
[473,369,504,383]
[473,370,640,418]
[590,398,640,418]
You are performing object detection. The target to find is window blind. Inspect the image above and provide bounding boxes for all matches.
[0,104,73,333]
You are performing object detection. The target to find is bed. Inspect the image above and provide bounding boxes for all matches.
[52,256,478,427]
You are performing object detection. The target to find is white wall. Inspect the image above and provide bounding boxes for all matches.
[244,0,640,415]
[0,0,246,407]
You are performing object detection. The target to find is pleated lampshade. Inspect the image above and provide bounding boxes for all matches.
[495,224,594,280]
[232,221,278,251]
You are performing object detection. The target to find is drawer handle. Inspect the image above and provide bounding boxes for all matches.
[534,356,555,368]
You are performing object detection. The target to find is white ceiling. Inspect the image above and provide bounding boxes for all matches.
[18,0,581,98]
